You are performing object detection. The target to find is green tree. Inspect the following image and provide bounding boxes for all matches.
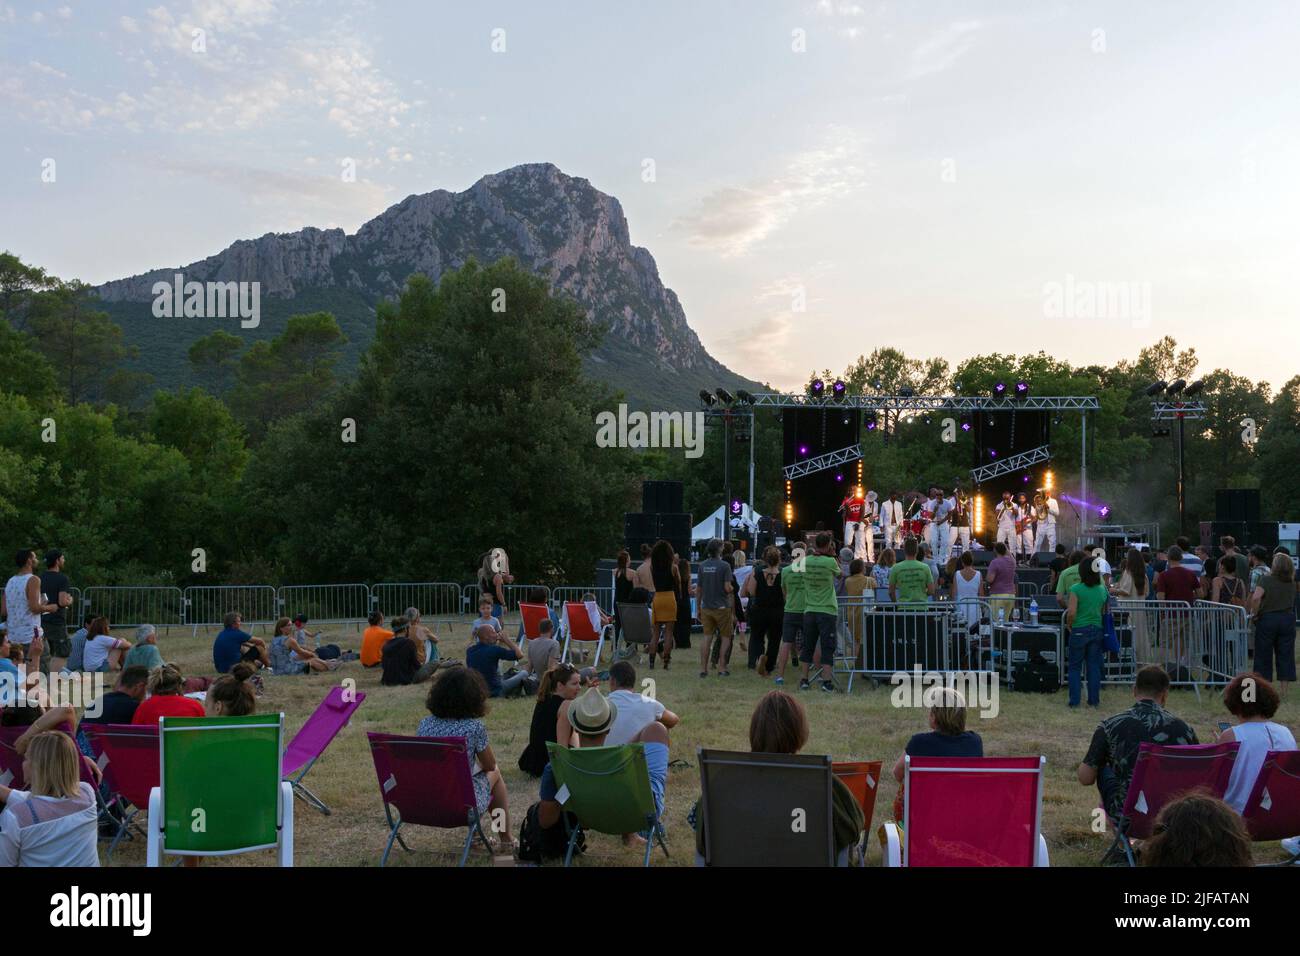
[0,251,59,331]
[187,329,244,396]
[26,280,137,405]
[228,311,346,440]
[0,322,59,404]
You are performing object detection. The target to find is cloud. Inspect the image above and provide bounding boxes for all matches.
[29,60,68,79]
[674,127,869,257]
[718,312,799,385]
[120,15,140,33]
[910,20,982,78]
[56,5,71,18]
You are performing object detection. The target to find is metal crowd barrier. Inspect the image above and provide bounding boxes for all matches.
[834,597,971,694]
[81,586,185,629]
[370,582,464,627]
[183,585,279,634]
[276,584,370,626]
[550,586,614,615]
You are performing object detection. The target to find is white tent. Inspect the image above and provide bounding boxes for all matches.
[692,504,762,543]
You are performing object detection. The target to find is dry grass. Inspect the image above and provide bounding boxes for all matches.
[98,619,1298,868]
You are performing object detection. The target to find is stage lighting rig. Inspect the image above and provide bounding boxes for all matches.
[699,389,716,406]
[1144,381,1167,396]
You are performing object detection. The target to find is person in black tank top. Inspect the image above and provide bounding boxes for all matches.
[675,556,694,650]
[743,548,786,674]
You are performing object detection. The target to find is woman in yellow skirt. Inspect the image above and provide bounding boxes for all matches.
[649,539,680,669]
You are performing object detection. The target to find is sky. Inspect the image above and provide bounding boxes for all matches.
[2,0,1298,392]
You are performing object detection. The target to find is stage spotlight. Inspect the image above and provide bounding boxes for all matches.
[730,499,743,515]
[810,378,825,397]
[1022,473,1031,484]
[899,386,915,398]
[841,414,851,426]
[1044,470,1054,491]
[1183,379,1204,398]
[1166,379,1186,395]
[1144,380,1167,397]
[832,379,847,398]
[1053,415,1063,426]
[923,415,932,425]
[1099,505,1111,519]
[986,414,996,427]
[1151,426,1171,438]
[715,388,735,405]
[1014,381,1029,399]
[798,444,809,456]
[736,389,756,404]
[960,417,972,433]
[698,389,716,406]
[989,449,998,459]
[953,380,963,392]
[864,413,878,431]
[993,382,1007,396]
[834,473,844,483]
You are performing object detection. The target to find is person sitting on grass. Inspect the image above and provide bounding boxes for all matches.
[132,664,207,724]
[518,662,581,777]
[692,690,864,865]
[61,618,91,674]
[79,665,149,728]
[212,611,268,674]
[269,617,336,675]
[1217,672,1296,813]
[605,660,680,746]
[418,666,514,855]
[466,619,525,699]
[1140,792,1253,867]
[123,624,163,671]
[1077,665,1198,863]
[360,610,393,668]
[82,617,130,674]
[891,686,983,822]
[380,617,440,686]
[206,664,257,717]
[403,607,439,665]
[520,618,560,694]
[0,730,99,867]
[537,687,670,852]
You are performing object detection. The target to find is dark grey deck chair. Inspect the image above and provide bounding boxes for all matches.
[697,748,836,866]
[616,603,654,660]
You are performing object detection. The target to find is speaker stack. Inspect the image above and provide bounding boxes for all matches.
[1210,489,1275,551]
[624,481,691,558]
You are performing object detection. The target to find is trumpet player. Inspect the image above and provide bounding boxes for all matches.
[1033,490,1059,554]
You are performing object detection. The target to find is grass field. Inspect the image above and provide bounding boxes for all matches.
[93,617,1298,868]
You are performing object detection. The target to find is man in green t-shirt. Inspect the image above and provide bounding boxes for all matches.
[798,532,842,692]
[1055,550,1084,598]
[888,537,935,604]
[776,547,807,686]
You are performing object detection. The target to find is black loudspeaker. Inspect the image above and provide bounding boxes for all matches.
[624,512,657,539]
[1216,489,1260,524]
[657,513,693,555]
[970,550,995,568]
[1248,521,1279,550]
[1032,552,1057,568]
[642,480,684,514]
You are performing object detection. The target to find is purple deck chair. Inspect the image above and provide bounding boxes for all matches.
[1241,749,1300,866]
[1,723,99,791]
[282,686,365,815]
[366,732,491,867]
[1107,741,1239,867]
[83,723,160,860]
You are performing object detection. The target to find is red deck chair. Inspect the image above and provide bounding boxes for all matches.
[1107,741,1240,867]
[561,601,611,665]
[366,732,491,867]
[518,603,551,655]
[833,760,882,838]
[282,685,365,815]
[1240,749,1300,866]
[882,756,1049,867]
[82,723,160,860]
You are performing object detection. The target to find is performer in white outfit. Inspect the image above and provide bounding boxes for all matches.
[932,492,953,566]
[1016,492,1035,560]
[862,490,878,562]
[994,491,1019,553]
[921,487,940,559]
[950,488,972,557]
[880,492,904,551]
[1033,491,1059,554]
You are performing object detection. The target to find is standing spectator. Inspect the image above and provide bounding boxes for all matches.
[1247,546,1271,593]
[1054,550,1086,600]
[634,543,655,592]
[123,625,163,671]
[1076,666,1198,861]
[1141,793,1253,867]
[1112,548,1152,662]
[675,555,694,651]
[1065,558,1108,708]
[518,662,581,777]
[1091,547,1114,588]
[1199,556,1219,601]
[478,549,512,621]
[1156,546,1203,601]
[1211,554,1248,608]
[37,549,73,676]
[983,541,1017,622]
[212,611,268,673]
[951,550,984,637]
[799,531,841,693]
[132,665,207,723]
[466,620,525,699]
[1217,672,1296,812]
[743,546,785,675]
[1047,544,1069,592]
[1219,536,1240,564]
[872,548,895,589]
[889,537,935,605]
[0,731,99,867]
[648,540,680,669]
[773,545,806,686]
[1249,552,1297,691]
[696,539,735,678]
[418,666,513,854]
[1174,537,1203,576]
[82,618,130,673]
[2,549,57,677]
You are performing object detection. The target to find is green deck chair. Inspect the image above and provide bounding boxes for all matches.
[146,713,294,867]
[544,741,669,866]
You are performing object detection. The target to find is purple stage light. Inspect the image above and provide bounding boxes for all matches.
[1099,505,1111,519]
[835,473,843,482]
[798,444,809,455]
[961,421,972,432]
[993,382,1007,395]
[989,449,998,459]
[811,379,825,395]
[832,379,846,397]
[731,499,743,514]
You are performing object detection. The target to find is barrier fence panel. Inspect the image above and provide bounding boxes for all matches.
[834,600,966,694]
[370,583,465,627]
[502,584,550,613]
[550,587,614,615]
[183,585,279,633]
[1191,600,1249,685]
[276,584,371,625]
[81,587,185,629]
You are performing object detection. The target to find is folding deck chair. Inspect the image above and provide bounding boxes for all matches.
[561,601,612,665]
[1239,749,1300,866]
[83,723,159,861]
[833,760,882,839]
[1,723,99,792]
[282,685,365,815]
[147,713,294,867]
[882,756,1050,867]
[366,732,492,866]
[519,602,551,654]
[1106,741,1239,867]
[697,748,837,866]
[545,741,668,867]
[615,602,653,662]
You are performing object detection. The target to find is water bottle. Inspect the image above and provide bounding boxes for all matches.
[1029,597,1039,627]
[997,606,1006,625]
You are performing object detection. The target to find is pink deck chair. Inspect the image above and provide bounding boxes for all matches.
[882,756,1049,867]
[1107,741,1240,866]
[1,723,99,792]
[282,685,366,815]
[82,723,160,860]
[366,732,491,867]
[1240,749,1300,866]
[561,601,611,665]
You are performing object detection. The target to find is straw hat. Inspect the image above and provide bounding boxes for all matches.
[569,688,618,737]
